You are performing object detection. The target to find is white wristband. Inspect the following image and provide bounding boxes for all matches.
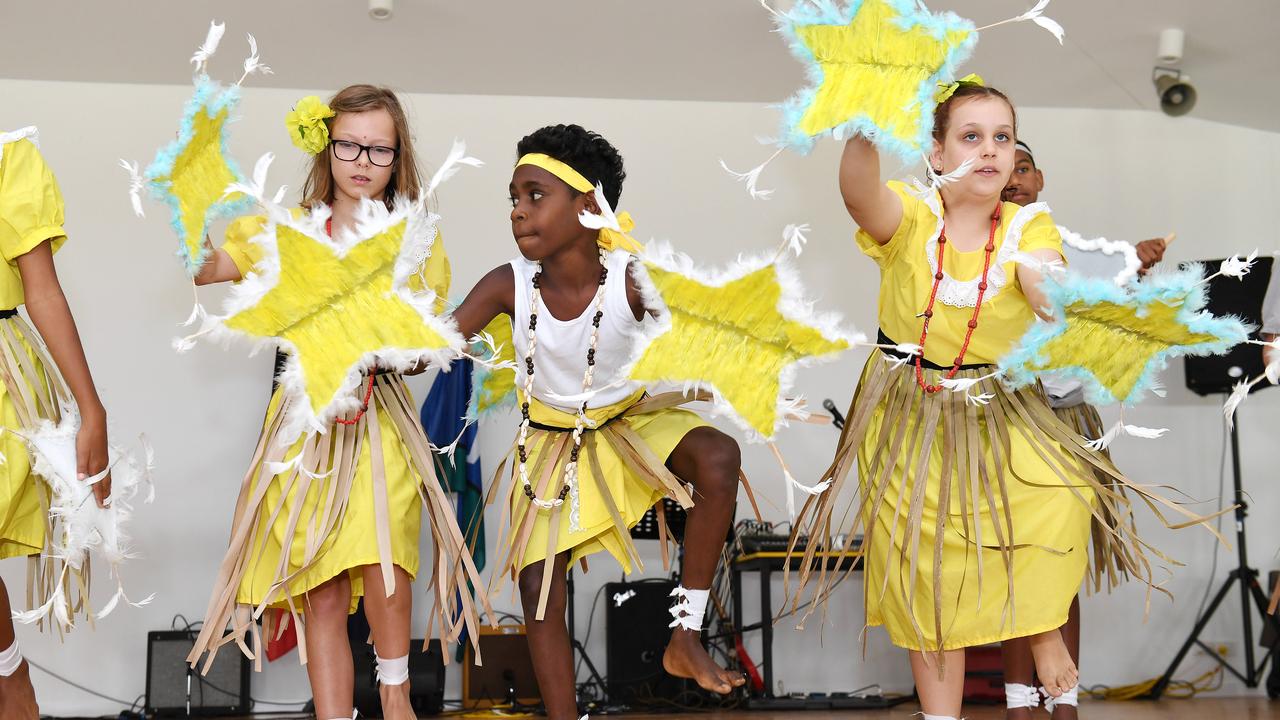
[0,639,21,676]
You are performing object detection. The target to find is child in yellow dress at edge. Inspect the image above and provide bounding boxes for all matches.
[0,128,115,720]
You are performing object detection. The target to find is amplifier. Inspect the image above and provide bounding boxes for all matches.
[146,630,249,717]
[463,624,540,709]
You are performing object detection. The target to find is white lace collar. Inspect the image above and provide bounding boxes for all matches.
[0,126,39,165]
[907,181,1051,308]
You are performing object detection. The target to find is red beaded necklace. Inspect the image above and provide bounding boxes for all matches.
[914,202,1003,394]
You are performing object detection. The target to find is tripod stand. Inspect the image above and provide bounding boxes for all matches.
[1148,416,1280,698]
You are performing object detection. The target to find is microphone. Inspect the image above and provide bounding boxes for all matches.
[822,398,845,430]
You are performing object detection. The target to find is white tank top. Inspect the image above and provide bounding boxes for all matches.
[510,249,646,411]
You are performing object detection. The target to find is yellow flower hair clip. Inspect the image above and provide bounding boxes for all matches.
[934,73,985,105]
[285,95,335,155]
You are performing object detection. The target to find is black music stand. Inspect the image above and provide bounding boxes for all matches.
[1149,257,1280,698]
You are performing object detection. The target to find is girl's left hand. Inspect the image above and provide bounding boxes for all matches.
[76,409,112,508]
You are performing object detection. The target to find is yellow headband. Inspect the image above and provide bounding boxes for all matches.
[513,153,643,254]
[516,153,595,193]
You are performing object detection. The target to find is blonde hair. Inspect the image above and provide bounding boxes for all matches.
[300,85,422,209]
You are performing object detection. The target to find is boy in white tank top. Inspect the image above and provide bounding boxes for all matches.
[452,125,747,719]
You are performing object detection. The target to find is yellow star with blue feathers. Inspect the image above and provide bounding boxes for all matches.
[628,247,852,440]
[778,0,975,161]
[219,207,462,431]
[147,79,251,276]
[1000,270,1250,405]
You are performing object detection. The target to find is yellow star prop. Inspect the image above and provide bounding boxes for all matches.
[146,79,251,275]
[628,249,851,440]
[778,0,975,162]
[469,313,517,417]
[220,208,461,430]
[1000,270,1249,405]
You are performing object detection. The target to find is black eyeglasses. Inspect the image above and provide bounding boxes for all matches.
[330,140,398,167]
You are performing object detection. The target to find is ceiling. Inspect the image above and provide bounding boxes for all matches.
[3,0,1278,132]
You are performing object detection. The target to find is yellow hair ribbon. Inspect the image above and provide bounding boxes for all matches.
[515,153,643,254]
[598,212,642,254]
[934,73,985,105]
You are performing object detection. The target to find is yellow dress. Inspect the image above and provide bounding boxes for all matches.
[790,181,1122,653]
[0,134,69,563]
[189,211,473,670]
[510,390,705,575]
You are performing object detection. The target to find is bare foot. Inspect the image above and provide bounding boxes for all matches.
[0,661,40,720]
[1029,630,1078,697]
[379,680,417,720]
[662,628,745,695]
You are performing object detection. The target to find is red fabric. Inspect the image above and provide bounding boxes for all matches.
[265,608,298,662]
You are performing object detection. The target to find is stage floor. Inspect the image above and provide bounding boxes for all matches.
[191,696,1276,719]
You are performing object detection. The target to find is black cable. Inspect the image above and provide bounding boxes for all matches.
[24,657,134,706]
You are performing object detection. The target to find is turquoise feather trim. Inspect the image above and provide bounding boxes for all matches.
[999,265,1253,406]
[144,76,254,276]
[773,0,976,163]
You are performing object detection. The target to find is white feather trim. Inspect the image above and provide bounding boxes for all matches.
[1086,419,1170,451]
[1219,250,1259,280]
[1223,380,1253,429]
[977,0,1065,44]
[119,159,146,218]
[578,183,621,231]
[1056,225,1143,286]
[190,20,226,75]
[782,223,810,258]
[925,155,976,188]
[425,139,483,198]
[5,404,155,629]
[720,148,784,200]
[238,32,273,84]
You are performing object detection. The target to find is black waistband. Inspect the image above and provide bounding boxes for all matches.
[877,329,992,372]
[0,308,16,319]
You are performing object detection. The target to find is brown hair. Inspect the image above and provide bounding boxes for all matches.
[300,85,422,209]
[931,83,1017,145]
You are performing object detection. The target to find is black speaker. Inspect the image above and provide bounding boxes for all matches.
[146,630,250,716]
[1184,256,1273,396]
[350,638,446,716]
[606,579,690,704]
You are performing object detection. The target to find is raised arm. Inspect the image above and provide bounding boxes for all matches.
[451,264,516,340]
[1016,249,1064,322]
[16,241,111,506]
[839,136,904,246]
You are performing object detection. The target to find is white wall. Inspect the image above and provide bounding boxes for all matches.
[1,77,1277,715]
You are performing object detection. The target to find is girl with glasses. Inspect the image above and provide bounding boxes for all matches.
[188,85,456,720]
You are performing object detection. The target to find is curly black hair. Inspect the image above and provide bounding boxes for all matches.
[516,124,626,208]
